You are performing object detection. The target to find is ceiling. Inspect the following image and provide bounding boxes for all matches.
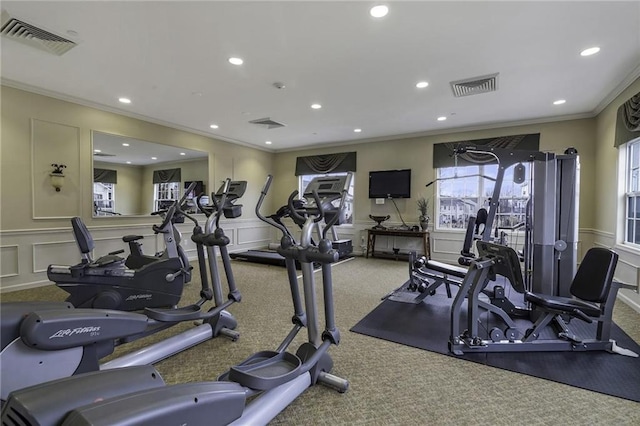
[2,1,640,152]
[92,132,208,166]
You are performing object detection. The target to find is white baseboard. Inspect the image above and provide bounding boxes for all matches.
[618,291,640,314]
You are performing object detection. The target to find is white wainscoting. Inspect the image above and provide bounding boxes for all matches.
[0,217,271,293]
[4,221,639,314]
[584,229,640,313]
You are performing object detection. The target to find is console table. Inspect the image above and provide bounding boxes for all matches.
[366,228,431,260]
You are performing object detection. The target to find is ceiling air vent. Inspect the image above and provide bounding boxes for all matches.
[249,117,286,129]
[450,73,499,98]
[93,152,116,157]
[1,10,78,56]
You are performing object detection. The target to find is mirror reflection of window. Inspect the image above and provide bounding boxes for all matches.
[93,182,117,216]
[92,131,209,217]
[154,182,180,211]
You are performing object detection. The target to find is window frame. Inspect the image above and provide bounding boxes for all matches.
[624,138,640,247]
[435,163,531,233]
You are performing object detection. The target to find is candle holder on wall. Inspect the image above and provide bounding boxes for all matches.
[50,163,67,192]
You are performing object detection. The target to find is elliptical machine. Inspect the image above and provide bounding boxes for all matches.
[1,174,351,425]
[0,180,243,404]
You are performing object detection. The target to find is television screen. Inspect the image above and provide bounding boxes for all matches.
[369,169,411,199]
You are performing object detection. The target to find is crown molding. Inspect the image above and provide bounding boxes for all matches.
[279,112,595,154]
[0,78,275,154]
[594,63,640,115]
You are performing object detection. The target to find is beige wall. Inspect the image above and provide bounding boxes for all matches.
[0,86,275,290]
[593,77,640,309]
[595,77,640,235]
[0,86,274,230]
[3,81,640,310]
[274,118,597,229]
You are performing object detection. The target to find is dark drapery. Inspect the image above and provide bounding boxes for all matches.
[93,168,117,184]
[295,152,357,175]
[152,168,181,183]
[433,133,540,168]
[614,91,640,148]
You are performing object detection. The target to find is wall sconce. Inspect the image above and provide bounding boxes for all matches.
[50,163,67,192]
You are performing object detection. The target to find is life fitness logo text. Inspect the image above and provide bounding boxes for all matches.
[49,326,101,339]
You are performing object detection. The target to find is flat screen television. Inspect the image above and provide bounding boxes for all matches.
[368,169,411,199]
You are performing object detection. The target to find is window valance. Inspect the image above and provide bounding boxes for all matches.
[152,168,181,183]
[295,152,357,175]
[433,134,540,168]
[93,168,117,184]
[614,91,640,148]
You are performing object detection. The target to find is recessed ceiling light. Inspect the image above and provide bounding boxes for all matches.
[311,103,322,109]
[151,157,157,160]
[126,161,132,164]
[437,116,447,121]
[118,97,131,104]
[553,99,566,105]
[122,143,129,147]
[210,124,219,129]
[416,81,429,89]
[580,47,600,57]
[180,152,186,156]
[370,5,389,18]
[94,149,101,153]
[228,57,244,65]
[265,141,272,145]
[354,128,362,133]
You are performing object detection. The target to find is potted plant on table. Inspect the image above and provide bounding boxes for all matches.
[417,197,430,231]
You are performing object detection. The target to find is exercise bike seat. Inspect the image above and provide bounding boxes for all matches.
[122,235,144,243]
[71,217,125,267]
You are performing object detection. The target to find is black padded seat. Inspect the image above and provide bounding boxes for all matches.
[524,247,618,322]
[524,293,601,319]
[71,217,125,267]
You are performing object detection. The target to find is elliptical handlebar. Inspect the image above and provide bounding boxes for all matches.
[211,179,231,229]
[255,175,290,237]
[321,173,352,238]
[287,190,324,225]
[152,181,198,233]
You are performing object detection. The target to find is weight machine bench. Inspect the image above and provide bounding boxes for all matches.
[449,241,638,356]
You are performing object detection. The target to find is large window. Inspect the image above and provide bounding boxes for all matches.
[625,139,640,245]
[299,173,354,225]
[437,164,530,231]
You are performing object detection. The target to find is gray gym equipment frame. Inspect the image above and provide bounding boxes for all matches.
[453,145,579,297]
[448,240,637,356]
[0,180,243,402]
[393,146,579,306]
[1,174,352,426]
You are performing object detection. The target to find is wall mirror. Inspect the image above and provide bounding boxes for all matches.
[92,131,209,217]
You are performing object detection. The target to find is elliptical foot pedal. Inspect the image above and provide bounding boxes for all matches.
[144,304,202,322]
[227,350,302,391]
